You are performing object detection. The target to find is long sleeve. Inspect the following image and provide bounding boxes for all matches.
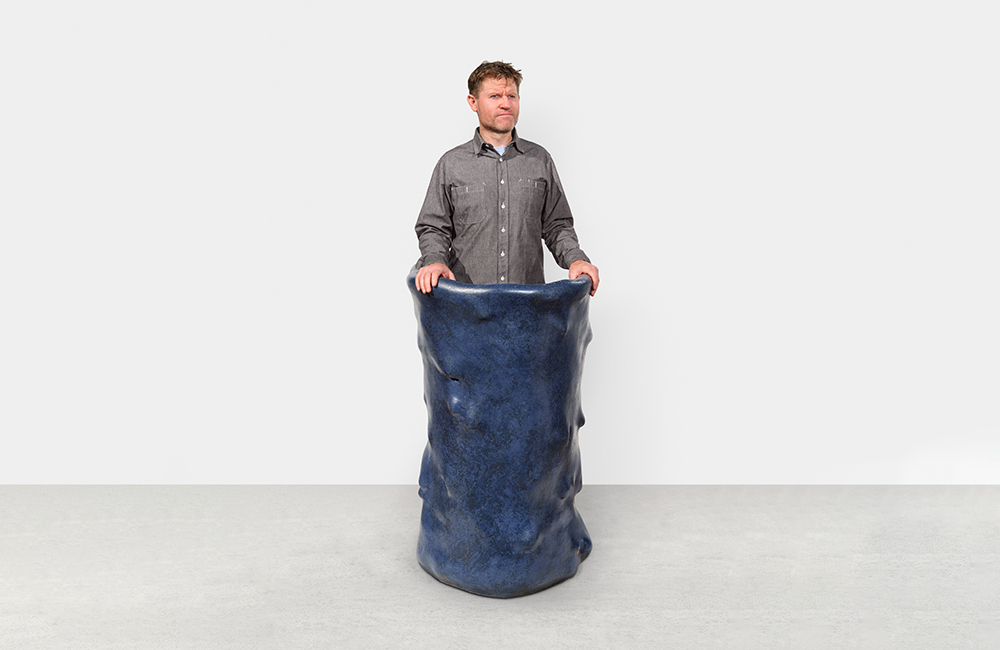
[541,157,590,269]
[414,157,454,268]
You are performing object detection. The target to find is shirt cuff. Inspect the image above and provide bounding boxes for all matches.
[562,250,591,268]
[418,253,450,268]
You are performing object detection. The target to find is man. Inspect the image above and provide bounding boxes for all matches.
[414,61,600,296]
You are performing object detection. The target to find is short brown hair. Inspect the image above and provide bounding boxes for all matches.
[468,61,523,97]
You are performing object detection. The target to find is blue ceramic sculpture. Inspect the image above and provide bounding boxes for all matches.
[407,267,593,598]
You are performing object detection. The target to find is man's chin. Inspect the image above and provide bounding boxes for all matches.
[483,123,514,135]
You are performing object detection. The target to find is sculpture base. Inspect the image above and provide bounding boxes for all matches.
[417,556,584,599]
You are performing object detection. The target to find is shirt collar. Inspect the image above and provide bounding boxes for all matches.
[473,127,524,155]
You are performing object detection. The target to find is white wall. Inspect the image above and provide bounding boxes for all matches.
[2,1,997,484]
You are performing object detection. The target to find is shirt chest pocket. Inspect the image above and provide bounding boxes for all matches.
[515,178,547,222]
[450,184,486,226]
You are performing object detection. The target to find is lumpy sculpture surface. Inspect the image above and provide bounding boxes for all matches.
[407,267,593,598]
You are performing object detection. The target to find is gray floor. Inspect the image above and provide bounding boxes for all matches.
[1,486,998,649]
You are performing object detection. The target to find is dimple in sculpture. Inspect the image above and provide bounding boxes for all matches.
[407,267,593,598]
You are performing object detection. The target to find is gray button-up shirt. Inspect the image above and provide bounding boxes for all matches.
[415,128,590,285]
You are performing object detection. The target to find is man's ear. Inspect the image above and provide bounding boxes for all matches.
[467,94,478,113]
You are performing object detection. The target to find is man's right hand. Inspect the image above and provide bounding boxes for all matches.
[415,263,456,294]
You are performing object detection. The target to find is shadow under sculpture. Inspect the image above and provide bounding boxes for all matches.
[407,267,594,598]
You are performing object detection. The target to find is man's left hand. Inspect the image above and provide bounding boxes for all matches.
[568,260,600,296]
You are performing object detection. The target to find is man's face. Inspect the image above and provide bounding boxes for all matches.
[467,77,520,137]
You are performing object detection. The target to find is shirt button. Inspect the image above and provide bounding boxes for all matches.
[501,227,506,233]
[499,158,503,162]
[501,251,505,257]
[500,275,505,281]
[501,179,505,184]
[501,203,505,209]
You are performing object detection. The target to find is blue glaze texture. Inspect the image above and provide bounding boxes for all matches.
[407,268,593,598]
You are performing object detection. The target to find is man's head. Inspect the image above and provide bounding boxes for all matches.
[467,61,522,98]
[467,61,522,141]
